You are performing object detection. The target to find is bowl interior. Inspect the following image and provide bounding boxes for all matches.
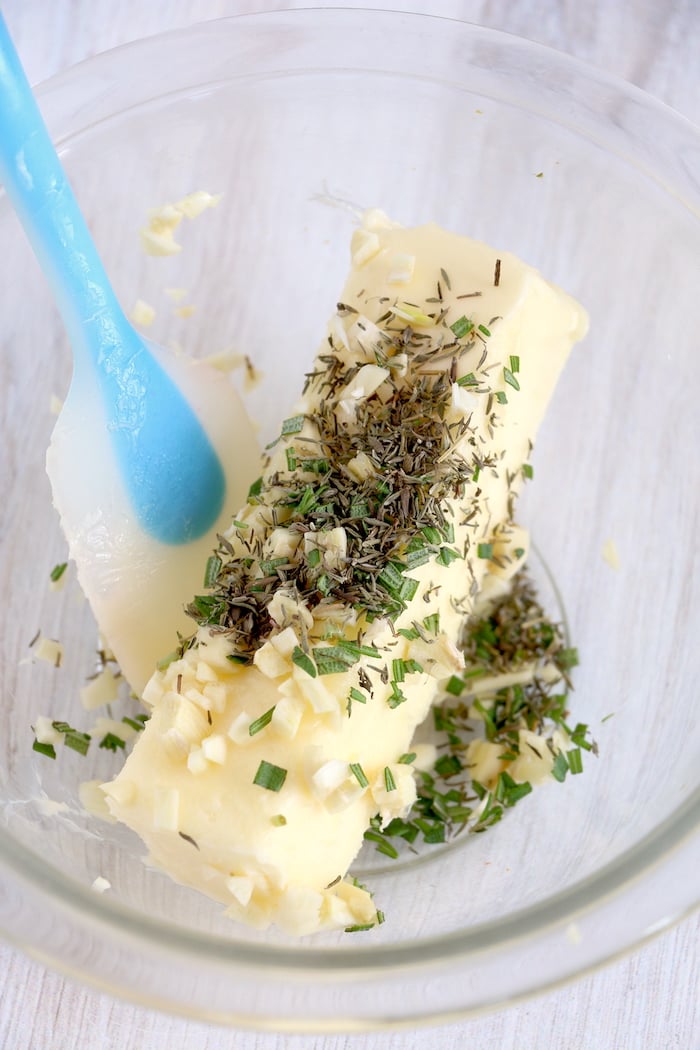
[0,8,698,973]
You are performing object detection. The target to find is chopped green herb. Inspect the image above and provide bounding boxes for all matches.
[478,324,491,337]
[52,721,91,756]
[450,316,474,339]
[203,555,222,589]
[33,739,56,759]
[495,771,533,807]
[64,731,91,756]
[567,748,583,775]
[285,448,297,471]
[291,646,316,678]
[281,415,305,436]
[551,752,569,782]
[422,525,442,545]
[99,733,126,752]
[296,485,317,516]
[188,594,227,625]
[313,645,359,676]
[434,754,462,778]
[477,542,493,560]
[405,545,431,569]
[337,640,378,659]
[398,752,417,765]
[495,390,508,405]
[122,715,147,732]
[387,682,407,708]
[247,476,263,500]
[377,562,405,599]
[316,573,332,596]
[446,675,465,696]
[363,828,399,858]
[397,626,420,641]
[350,762,369,788]
[503,367,520,392]
[253,760,287,792]
[522,463,534,480]
[50,562,68,583]
[249,706,275,736]
[384,766,397,792]
[557,647,580,670]
[510,355,520,374]
[391,658,406,683]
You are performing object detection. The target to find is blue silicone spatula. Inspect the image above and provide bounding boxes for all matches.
[0,16,258,690]
[0,13,225,545]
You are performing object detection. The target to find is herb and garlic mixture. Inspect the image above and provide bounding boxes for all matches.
[34,210,589,935]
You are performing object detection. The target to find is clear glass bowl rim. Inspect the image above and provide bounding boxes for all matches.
[1,5,698,1021]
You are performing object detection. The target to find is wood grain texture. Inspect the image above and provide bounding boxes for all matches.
[0,2,698,1049]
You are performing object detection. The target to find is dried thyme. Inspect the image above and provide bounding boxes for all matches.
[186,277,497,662]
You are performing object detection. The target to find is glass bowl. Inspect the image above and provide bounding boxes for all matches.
[0,9,698,1031]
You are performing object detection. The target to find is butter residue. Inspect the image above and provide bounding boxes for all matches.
[602,538,620,570]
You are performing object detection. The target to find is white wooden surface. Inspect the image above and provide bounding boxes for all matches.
[1,2,698,1048]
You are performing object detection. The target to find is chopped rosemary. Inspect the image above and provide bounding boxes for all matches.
[50,562,68,583]
[203,555,222,588]
[350,762,369,788]
[249,707,275,736]
[122,714,149,732]
[281,415,305,436]
[503,367,520,392]
[347,686,367,714]
[364,827,399,858]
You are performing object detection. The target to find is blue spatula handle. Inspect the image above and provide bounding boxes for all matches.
[0,15,225,544]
